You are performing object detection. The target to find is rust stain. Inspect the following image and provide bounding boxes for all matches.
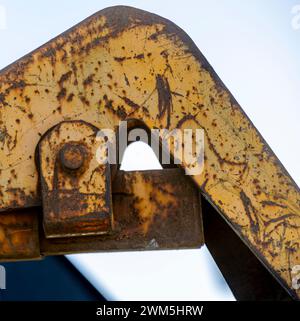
[0,209,40,260]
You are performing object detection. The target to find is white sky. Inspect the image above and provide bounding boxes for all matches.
[0,0,299,300]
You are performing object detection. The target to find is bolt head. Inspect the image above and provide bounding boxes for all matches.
[59,143,86,171]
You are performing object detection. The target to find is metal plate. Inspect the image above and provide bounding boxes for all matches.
[38,121,113,238]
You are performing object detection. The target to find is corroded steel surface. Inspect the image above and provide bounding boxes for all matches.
[41,168,203,253]
[0,169,203,258]
[38,121,112,238]
[0,209,40,261]
[0,6,299,297]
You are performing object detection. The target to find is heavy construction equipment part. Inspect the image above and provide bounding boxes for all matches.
[0,167,203,258]
[0,6,299,299]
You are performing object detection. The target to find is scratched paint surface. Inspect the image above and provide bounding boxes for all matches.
[0,6,299,298]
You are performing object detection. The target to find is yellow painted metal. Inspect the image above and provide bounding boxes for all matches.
[0,6,299,298]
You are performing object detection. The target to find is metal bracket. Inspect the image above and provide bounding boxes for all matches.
[38,120,113,238]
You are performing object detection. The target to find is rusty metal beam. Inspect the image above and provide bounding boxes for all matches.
[0,6,299,298]
[0,169,203,259]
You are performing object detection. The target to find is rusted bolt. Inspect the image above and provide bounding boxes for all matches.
[59,143,86,171]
